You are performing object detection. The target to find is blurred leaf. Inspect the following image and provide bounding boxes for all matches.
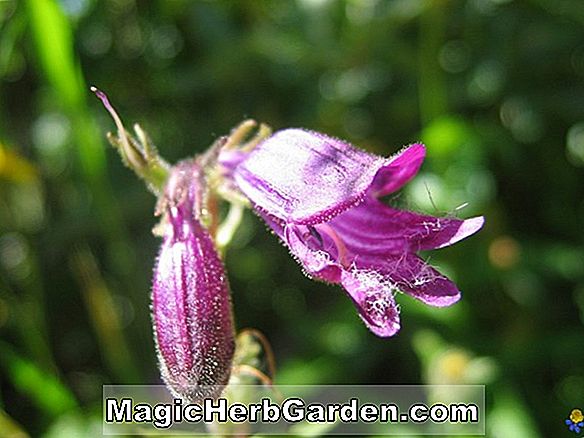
[421,116,472,159]
[25,0,135,295]
[0,7,25,81]
[25,0,107,181]
[25,0,82,109]
[276,357,341,385]
[418,0,448,124]
[287,419,339,437]
[488,387,542,438]
[0,341,78,417]
[69,248,142,383]
[0,408,30,438]
[0,144,38,184]
[42,412,103,438]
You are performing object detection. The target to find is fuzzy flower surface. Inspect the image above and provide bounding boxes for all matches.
[152,161,235,401]
[232,129,484,337]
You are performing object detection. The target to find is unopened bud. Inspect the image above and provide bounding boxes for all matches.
[152,161,235,401]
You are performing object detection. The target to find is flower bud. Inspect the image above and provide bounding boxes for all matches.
[152,161,235,401]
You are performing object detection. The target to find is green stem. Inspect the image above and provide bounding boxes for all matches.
[216,203,245,253]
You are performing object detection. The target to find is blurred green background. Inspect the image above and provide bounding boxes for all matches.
[1,0,584,436]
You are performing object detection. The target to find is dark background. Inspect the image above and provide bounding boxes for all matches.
[1,0,584,436]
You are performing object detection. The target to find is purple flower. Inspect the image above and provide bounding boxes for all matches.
[152,161,235,401]
[233,129,484,337]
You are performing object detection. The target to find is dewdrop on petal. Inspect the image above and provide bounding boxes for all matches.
[152,161,235,402]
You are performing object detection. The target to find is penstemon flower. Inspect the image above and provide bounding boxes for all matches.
[93,79,483,397]
[152,160,235,401]
[231,129,484,337]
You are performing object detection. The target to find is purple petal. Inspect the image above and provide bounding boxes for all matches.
[256,208,345,282]
[367,254,461,307]
[235,129,390,225]
[152,217,235,399]
[341,269,401,337]
[417,215,484,250]
[255,208,286,239]
[258,213,403,336]
[369,143,426,197]
[284,224,343,283]
[218,149,247,175]
[329,197,484,254]
[261,200,471,308]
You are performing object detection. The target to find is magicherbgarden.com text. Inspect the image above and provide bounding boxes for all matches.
[105,396,480,429]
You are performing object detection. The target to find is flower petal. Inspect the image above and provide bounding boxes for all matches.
[234,129,390,225]
[254,209,343,282]
[261,200,469,308]
[341,269,401,337]
[372,253,461,307]
[418,215,485,250]
[369,143,426,197]
[256,213,403,336]
[284,224,343,283]
[329,197,484,254]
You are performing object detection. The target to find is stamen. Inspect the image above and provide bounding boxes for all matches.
[90,86,126,136]
[222,119,272,152]
[240,123,272,152]
[314,223,350,268]
[223,119,257,150]
[91,86,145,171]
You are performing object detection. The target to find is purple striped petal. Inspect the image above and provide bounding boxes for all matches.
[284,223,343,283]
[361,253,461,307]
[232,128,484,337]
[235,129,425,225]
[153,162,235,401]
[329,197,484,254]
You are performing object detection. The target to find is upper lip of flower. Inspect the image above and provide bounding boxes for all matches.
[234,129,428,225]
[233,129,484,337]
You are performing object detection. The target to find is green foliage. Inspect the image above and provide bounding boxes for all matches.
[0,341,78,417]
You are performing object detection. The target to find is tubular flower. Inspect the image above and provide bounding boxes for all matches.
[152,161,235,401]
[232,129,484,337]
